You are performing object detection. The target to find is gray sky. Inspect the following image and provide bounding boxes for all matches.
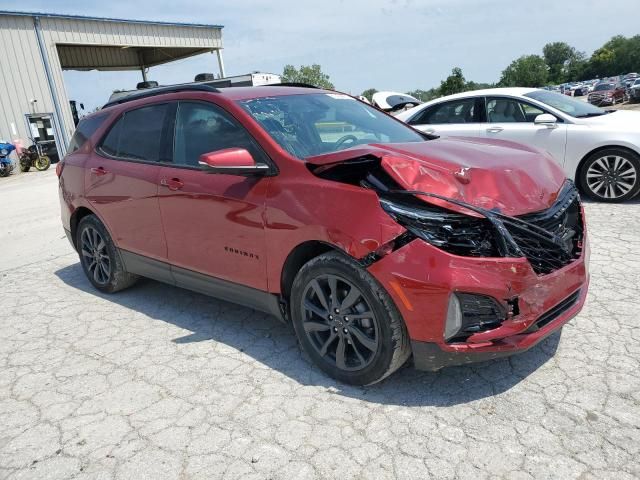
[4,0,640,111]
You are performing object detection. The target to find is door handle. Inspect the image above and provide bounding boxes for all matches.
[486,127,504,133]
[160,178,184,191]
[90,166,108,176]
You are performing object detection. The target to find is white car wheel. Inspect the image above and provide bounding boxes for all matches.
[581,149,640,202]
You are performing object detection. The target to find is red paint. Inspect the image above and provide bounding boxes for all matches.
[59,86,589,367]
[200,147,257,168]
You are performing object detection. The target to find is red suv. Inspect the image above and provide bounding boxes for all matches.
[58,84,589,385]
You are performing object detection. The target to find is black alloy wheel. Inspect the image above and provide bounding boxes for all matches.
[80,226,111,286]
[301,274,380,371]
[291,252,411,385]
[76,215,138,293]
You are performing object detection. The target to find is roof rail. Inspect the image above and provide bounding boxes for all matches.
[102,84,220,109]
[269,82,320,89]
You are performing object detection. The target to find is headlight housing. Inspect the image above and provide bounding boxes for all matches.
[0,149,8,156]
[379,197,499,257]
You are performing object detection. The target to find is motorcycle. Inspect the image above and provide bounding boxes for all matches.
[19,143,51,172]
[0,140,16,177]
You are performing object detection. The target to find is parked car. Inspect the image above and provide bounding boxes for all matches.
[396,87,640,202]
[58,84,589,385]
[629,78,640,102]
[588,82,627,106]
[624,73,638,88]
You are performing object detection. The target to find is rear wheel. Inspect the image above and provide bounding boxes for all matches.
[580,148,640,202]
[19,158,30,172]
[290,252,411,385]
[77,215,138,293]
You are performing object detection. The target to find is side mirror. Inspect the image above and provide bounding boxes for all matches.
[198,148,270,176]
[534,113,558,128]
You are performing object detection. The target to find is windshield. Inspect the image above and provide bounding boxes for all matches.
[238,93,424,159]
[524,90,606,118]
[595,83,615,91]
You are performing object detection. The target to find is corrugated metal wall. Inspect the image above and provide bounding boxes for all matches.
[0,15,54,149]
[0,13,222,157]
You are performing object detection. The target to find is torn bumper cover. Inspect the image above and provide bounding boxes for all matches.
[367,181,589,371]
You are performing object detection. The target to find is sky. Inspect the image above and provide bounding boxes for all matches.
[3,0,640,111]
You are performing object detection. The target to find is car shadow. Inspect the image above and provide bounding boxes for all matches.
[55,263,561,407]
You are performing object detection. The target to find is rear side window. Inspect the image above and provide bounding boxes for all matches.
[410,98,476,125]
[99,104,170,162]
[67,113,108,153]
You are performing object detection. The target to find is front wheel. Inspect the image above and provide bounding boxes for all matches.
[290,252,411,385]
[77,215,138,293]
[35,155,50,171]
[580,148,640,202]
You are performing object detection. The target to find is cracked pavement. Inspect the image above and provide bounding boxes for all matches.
[0,170,639,479]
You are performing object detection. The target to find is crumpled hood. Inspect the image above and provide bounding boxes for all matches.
[306,137,567,216]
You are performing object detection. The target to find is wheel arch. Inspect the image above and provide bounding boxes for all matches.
[280,241,346,306]
[69,206,96,249]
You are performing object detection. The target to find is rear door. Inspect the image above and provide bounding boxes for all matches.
[85,102,172,279]
[406,97,484,137]
[481,96,567,164]
[157,100,272,291]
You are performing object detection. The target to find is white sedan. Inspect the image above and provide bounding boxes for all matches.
[396,88,640,202]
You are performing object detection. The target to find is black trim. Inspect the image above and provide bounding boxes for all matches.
[120,250,174,285]
[102,84,220,109]
[119,249,284,321]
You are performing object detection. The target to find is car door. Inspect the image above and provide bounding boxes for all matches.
[482,96,567,165]
[157,100,272,292]
[406,97,484,137]
[85,103,172,280]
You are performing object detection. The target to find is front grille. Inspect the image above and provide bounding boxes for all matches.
[503,183,584,275]
[524,289,581,333]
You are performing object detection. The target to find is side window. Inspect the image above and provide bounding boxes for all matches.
[99,104,170,162]
[173,102,264,167]
[410,99,476,125]
[486,98,545,123]
[68,113,109,153]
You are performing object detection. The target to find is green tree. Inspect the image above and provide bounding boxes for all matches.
[499,55,549,87]
[584,35,640,78]
[439,67,467,96]
[360,88,378,102]
[281,64,335,89]
[543,42,578,83]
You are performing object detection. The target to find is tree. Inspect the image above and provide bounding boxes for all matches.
[499,55,549,87]
[360,88,378,102]
[543,42,575,84]
[281,64,335,89]
[439,67,467,96]
[584,35,640,78]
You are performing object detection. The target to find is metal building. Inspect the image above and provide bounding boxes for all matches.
[0,10,224,159]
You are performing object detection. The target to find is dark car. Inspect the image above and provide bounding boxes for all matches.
[588,83,627,106]
[57,84,589,385]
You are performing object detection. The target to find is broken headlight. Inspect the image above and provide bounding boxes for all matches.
[380,198,499,257]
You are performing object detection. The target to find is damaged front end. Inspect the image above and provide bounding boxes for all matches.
[307,148,589,368]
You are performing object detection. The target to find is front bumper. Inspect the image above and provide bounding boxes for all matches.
[367,231,589,370]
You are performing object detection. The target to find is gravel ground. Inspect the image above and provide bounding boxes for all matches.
[0,170,639,480]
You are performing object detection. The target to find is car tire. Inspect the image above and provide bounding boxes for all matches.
[290,252,411,385]
[76,215,138,293]
[579,148,640,202]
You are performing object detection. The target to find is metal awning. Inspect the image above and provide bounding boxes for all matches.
[57,44,214,71]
